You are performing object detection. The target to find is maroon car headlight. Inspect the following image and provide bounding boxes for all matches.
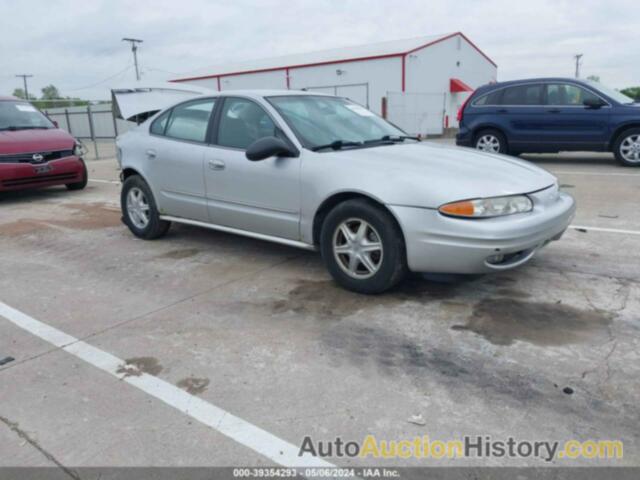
[73,141,87,157]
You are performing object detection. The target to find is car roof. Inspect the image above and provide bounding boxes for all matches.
[215,89,332,98]
[0,95,20,101]
[478,77,593,91]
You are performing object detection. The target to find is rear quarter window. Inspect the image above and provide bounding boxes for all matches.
[472,89,503,106]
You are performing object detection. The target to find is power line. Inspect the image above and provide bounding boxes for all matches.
[65,64,133,92]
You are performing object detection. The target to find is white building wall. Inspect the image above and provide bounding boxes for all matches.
[406,35,497,127]
[288,56,402,114]
[181,33,496,131]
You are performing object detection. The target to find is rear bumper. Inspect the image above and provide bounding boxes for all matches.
[389,190,576,274]
[455,125,473,147]
[0,156,85,192]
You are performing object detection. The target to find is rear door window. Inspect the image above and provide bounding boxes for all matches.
[164,98,216,143]
[500,84,544,105]
[150,110,171,135]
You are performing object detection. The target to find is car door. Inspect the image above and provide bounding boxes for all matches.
[146,98,217,222]
[495,83,547,151]
[543,83,610,150]
[204,97,301,240]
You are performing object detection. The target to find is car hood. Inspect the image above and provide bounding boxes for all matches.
[0,128,74,155]
[322,142,556,207]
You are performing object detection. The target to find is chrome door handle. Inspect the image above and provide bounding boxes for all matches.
[146,149,157,158]
[209,159,226,170]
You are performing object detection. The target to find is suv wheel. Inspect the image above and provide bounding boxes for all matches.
[613,128,640,167]
[320,199,407,294]
[474,129,507,154]
[66,159,88,191]
[121,175,171,239]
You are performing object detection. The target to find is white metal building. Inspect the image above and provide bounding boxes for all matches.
[171,32,497,135]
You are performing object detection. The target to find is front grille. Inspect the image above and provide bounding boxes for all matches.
[2,172,78,187]
[0,149,74,164]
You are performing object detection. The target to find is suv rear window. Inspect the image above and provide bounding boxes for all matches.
[473,90,503,106]
[501,84,543,105]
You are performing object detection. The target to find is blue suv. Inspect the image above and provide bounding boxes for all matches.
[456,78,640,166]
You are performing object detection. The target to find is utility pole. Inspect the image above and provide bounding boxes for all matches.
[122,38,143,81]
[574,54,583,78]
[15,74,33,100]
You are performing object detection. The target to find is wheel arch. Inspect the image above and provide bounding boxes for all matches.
[311,191,406,247]
[609,123,640,151]
[472,124,508,143]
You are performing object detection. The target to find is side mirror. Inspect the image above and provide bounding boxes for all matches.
[245,136,296,161]
[52,120,59,128]
[583,98,605,109]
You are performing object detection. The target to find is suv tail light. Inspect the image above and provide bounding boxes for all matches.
[457,94,473,123]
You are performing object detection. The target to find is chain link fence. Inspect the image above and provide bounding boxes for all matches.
[41,103,132,160]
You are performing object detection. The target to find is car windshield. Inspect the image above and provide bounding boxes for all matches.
[267,95,409,151]
[0,100,54,131]
[587,80,635,105]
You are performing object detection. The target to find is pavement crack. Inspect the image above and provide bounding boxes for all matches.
[0,415,81,480]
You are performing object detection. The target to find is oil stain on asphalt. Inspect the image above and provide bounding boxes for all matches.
[451,298,612,346]
[116,357,163,378]
[176,376,210,395]
[155,248,201,260]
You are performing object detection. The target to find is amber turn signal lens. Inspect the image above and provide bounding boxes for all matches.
[439,201,475,217]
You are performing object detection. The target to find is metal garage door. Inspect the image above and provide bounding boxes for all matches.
[303,83,369,108]
[387,91,446,136]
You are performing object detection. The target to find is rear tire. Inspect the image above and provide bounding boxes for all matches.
[613,128,640,167]
[474,129,508,155]
[320,199,407,294]
[121,175,171,239]
[66,159,88,190]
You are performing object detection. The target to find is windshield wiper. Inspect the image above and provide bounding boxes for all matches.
[365,134,421,144]
[311,140,363,152]
[0,126,49,131]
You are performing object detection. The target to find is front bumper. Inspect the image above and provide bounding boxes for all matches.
[0,156,85,192]
[389,189,576,274]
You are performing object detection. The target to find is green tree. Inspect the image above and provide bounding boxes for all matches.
[41,84,61,100]
[621,87,640,101]
[11,88,35,100]
[586,75,600,83]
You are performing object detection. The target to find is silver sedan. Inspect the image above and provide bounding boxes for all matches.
[115,89,575,293]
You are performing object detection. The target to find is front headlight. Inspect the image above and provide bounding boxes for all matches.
[73,140,87,157]
[439,195,533,218]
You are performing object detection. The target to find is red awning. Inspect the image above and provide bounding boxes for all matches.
[450,78,473,93]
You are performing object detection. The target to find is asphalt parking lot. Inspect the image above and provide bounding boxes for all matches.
[1,142,639,472]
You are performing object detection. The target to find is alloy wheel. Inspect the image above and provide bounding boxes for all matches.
[332,218,384,279]
[476,134,501,153]
[126,187,151,229]
[620,134,640,164]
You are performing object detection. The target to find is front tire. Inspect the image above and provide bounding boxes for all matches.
[121,175,171,239]
[613,128,640,167]
[474,129,508,155]
[66,159,88,190]
[320,199,407,294]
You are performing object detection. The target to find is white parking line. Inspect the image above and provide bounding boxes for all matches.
[553,171,640,177]
[570,225,640,236]
[0,301,334,469]
[89,178,120,184]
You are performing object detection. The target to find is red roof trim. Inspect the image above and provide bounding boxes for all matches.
[170,32,497,83]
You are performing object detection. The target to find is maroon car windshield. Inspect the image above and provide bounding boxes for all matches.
[0,100,54,131]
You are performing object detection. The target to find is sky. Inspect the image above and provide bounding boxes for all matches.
[1,0,638,100]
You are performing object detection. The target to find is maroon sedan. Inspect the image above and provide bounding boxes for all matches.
[0,96,87,192]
